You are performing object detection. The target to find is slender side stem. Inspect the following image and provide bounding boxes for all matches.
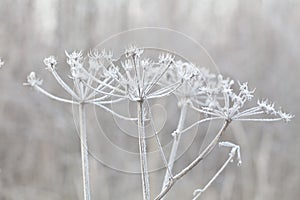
[93,102,137,121]
[79,103,91,200]
[34,85,79,105]
[155,120,230,200]
[137,100,150,200]
[161,102,187,191]
[193,141,241,200]
[145,99,171,178]
[51,70,80,100]
[192,151,234,200]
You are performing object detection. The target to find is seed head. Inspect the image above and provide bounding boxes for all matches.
[24,72,43,87]
[44,56,57,71]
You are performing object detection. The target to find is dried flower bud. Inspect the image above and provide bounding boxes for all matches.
[278,110,294,122]
[159,53,174,64]
[44,56,57,71]
[257,99,276,115]
[125,45,143,58]
[65,50,84,67]
[24,72,43,87]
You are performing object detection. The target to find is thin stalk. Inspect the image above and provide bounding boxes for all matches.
[137,100,150,200]
[51,69,80,100]
[34,85,79,105]
[155,120,230,200]
[180,117,223,134]
[234,118,283,122]
[79,103,91,200]
[145,99,172,178]
[93,102,137,121]
[161,102,187,192]
[192,150,234,200]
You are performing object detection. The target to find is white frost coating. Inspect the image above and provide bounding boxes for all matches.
[192,141,242,200]
[24,46,294,200]
[24,72,43,87]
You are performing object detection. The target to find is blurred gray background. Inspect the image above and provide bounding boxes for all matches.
[0,0,299,199]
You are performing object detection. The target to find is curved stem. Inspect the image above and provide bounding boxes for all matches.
[145,99,171,179]
[79,103,91,200]
[192,151,234,200]
[137,100,150,200]
[93,102,137,121]
[155,120,230,200]
[51,69,80,100]
[34,85,79,105]
[81,67,126,94]
[180,117,222,134]
[161,102,187,192]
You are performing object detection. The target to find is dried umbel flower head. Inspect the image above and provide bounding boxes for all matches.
[125,45,144,58]
[190,74,294,123]
[161,60,217,107]
[23,72,43,87]
[44,56,57,71]
[96,47,183,102]
[158,53,175,64]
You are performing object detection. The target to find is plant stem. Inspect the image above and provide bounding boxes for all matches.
[79,103,91,200]
[137,100,150,200]
[161,102,187,191]
[192,145,238,200]
[155,120,230,200]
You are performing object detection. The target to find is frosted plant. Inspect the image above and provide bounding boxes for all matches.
[160,61,217,192]
[86,46,183,200]
[0,57,4,68]
[24,51,135,200]
[190,75,294,122]
[156,74,293,200]
[192,141,241,200]
[25,46,293,200]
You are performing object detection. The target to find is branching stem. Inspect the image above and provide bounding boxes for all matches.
[161,102,188,192]
[193,142,240,200]
[155,120,230,200]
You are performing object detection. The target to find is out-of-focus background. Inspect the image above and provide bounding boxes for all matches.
[0,0,299,199]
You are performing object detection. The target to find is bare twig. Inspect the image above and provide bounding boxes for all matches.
[193,141,241,200]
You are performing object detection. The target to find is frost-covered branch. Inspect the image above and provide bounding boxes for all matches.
[24,46,294,200]
[192,141,241,200]
[155,120,230,200]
